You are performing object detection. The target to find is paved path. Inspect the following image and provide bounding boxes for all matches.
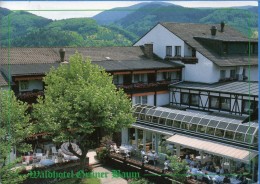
[87,150,128,184]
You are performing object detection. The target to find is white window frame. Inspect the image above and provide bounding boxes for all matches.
[175,46,181,57]
[19,81,29,91]
[133,74,145,83]
[166,46,172,57]
[135,96,147,105]
[220,70,226,79]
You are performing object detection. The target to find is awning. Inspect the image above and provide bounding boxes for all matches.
[167,134,258,164]
[132,123,174,136]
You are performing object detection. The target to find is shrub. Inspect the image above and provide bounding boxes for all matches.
[95,147,109,163]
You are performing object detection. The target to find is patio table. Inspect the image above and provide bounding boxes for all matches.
[119,145,133,153]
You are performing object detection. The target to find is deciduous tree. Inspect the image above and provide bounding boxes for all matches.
[33,53,135,169]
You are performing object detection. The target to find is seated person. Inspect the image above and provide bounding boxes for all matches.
[202,173,211,184]
[196,169,204,181]
[189,158,195,167]
[223,176,231,184]
[185,154,191,164]
[216,166,224,174]
[196,161,202,169]
[205,163,211,171]
[209,165,216,172]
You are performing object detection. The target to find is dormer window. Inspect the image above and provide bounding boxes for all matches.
[166,46,172,57]
[175,46,181,56]
[223,43,228,54]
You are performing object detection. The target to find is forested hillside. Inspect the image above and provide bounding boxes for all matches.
[0,3,257,47]
[113,4,258,38]
[0,9,137,47]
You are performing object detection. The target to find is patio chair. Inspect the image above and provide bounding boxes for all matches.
[51,146,58,156]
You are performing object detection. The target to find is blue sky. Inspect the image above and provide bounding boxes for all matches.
[0,1,258,20]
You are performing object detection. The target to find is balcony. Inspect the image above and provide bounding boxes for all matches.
[165,56,198,64]
[116,80,179,93]
[17,90,44,104]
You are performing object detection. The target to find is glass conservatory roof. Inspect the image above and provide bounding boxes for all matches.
[132,104,258,144]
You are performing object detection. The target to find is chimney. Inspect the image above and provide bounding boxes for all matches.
[221,21,225,32]
[144,43,153,59]
[210,26,217,36]
[59,48,66,63]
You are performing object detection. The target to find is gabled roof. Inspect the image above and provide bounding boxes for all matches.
[0,72,8,87]
[0,48,59,65]
[159,22,258,67]
[0,47,183,80]
[92,59,183,72]
[0,47,147,65]
[1,63,60,76]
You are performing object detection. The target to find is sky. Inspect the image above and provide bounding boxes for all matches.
[0,1,258,20]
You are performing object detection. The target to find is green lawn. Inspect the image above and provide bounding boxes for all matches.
[55,178,100,184]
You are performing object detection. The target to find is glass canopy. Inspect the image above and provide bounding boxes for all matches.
[132,104,258,144]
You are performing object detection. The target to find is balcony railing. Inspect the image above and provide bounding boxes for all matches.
[165,56,198,64]
[115,80,179,91]
[17,91,44,104]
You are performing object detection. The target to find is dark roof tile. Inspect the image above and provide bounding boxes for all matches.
[160,22,258,67]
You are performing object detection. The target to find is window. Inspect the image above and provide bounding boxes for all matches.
[210,96,219,109]
[210,96,230,111]
[135,96,147,105]
[192,49,196,57]
[189,124,197,131]
[230,70,236,79]
[197,125,206,133]
[163,72,171,80]
[190,94,199,106]
[159,118,165,125]
[234,133,244,142]
[166,119,173,127]
[220,70,226,79]
[242,100,257,114]
[166,46,172,56]
[133,74,145,83]
[223,43,228,54]
[175,46,181,56]
[181,122,188,130]
[220,97,230,111]
[181,93,189,105]
[206,127,215,135]
[173,121,181,128]
[152,116,159,123]
[215,129,224,137]
[20,81,29,91]
[113,75,119,84]
[224,131,234,139]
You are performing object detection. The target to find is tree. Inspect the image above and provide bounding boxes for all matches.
[33,53,135,169]
[168,155,189,182]
[0,90,32,184]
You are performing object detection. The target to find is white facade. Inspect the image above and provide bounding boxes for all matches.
[134,23,258,83]
[134,24,186,59]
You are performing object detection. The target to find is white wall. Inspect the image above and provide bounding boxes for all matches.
[184,52,219,83]
[244,66,258,81]
[157,93,169,106]
[134,24,185,59]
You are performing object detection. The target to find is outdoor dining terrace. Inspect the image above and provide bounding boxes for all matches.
[108,144,254,184]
